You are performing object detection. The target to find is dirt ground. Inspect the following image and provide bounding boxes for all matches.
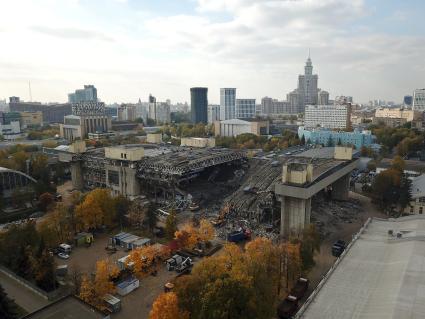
[306,191,387,290]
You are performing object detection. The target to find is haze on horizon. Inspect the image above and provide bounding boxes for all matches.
[0,0,424,105]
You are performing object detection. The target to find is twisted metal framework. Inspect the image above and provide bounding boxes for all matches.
[136,149,246,185]
[0,167,37,197]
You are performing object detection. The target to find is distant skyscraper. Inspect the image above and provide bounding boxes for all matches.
[220,88,236,120]
[68,85,97,104]
[404,95,413,106]
[286,54,323,113]
[413,89,425,111]
[190,87,208,124]
[297,55,318,111]
[236,99,256,119]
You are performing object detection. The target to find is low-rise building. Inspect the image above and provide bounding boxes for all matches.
[298,127,375,149]
[373,107,420,127]
[214,119,269,137]
[180,137,216,148]
[146,133,163,144]
[304,104,351,129]
[19,111,43,128]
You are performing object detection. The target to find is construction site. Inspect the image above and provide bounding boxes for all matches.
[55,141,361,239]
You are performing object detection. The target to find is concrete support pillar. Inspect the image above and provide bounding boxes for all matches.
[280,196,312,238]
[331,174,350,201]
[71,162,84,191]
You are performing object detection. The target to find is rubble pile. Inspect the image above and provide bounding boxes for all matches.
[311,195,363,238]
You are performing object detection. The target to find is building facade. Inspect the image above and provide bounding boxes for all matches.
[261,97,294,116]
[9,99,71,123]
[68,85,98,104]
[19,111,43,128]
[190,87,208,124]
[60,102,112,141]
[208,104,220,123]
[298,127,375,149]
[220,88,236,120]
[214,119,269,137]
[304,104,351,129]
[117,104,136,122]
[413,89,425,111]
[318,90,330,105]
[148,95,170,124]
[236,99,256,119]
[373,107,420,127]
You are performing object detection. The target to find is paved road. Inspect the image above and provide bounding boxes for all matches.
[0,271,49,313]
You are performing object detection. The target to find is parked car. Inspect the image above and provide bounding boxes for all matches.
[58,252,70,259]
[332,240,346,257]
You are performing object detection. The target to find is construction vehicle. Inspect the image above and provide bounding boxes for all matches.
[176,257,193,273]
[277,295,298,319]
[166,254,193,272]
[290,278,309,299]
[211,203,231,227]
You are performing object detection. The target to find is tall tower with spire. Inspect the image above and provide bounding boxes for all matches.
[297,53,319,112]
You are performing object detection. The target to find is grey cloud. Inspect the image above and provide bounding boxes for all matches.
[30,25,114,42]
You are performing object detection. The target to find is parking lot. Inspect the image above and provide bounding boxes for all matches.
[55,232,201,319]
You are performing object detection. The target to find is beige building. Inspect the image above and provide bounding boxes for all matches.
[117,104,136,122]
[146,133,163,144]
[180,137,216,148]
[373,108,420,127]
[405,174,425,215]
[214,119,269,137]
[19,111,43,128]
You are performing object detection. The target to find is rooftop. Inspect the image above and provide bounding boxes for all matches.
[299,216,425,319]
[22,295,106,319]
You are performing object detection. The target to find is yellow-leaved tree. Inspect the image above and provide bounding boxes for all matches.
[93,260,115,306]
[149,292,189,319]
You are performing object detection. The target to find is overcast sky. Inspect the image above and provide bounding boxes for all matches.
[0,0,424,105]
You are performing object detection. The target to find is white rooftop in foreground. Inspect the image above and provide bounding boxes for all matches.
[300,216,425,319]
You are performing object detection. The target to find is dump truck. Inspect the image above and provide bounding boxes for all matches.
[332,240,346,257]
[277,295,298,319]
[290,278,309,299]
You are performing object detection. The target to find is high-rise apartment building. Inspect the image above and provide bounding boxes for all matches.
[208,104,220,123]
[68,85,98,103]
[220,88,236,120]
[117,104,136,122]
[413,89,425,111]
[190,87,208,124]
[236,99,256,119]
[304,105,351,130]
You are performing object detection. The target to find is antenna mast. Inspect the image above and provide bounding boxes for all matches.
[28,81,32,102]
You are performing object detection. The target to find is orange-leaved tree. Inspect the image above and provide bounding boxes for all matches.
[149,292,189,319]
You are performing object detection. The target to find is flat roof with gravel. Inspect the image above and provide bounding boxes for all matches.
[299,216,425,319]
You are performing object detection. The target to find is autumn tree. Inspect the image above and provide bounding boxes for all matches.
[149,292,189,319]
[126,245,158,278]
[38,192,55,212]
[79,274,95,305]
[93,260,115,306]
[165,210,177,240]
[198,219,215,242]
[34,250,56,291]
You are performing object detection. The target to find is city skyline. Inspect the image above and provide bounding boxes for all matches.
[0,0,424,104]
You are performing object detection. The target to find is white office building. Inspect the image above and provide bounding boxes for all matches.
[304,104,351,130]
[208,104,220,123]
[220,88,236,120]
[413,89,425,111]
[236,99,256,119]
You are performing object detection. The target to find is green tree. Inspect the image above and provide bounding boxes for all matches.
[165,210,177,240]
[34,250,56,292]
